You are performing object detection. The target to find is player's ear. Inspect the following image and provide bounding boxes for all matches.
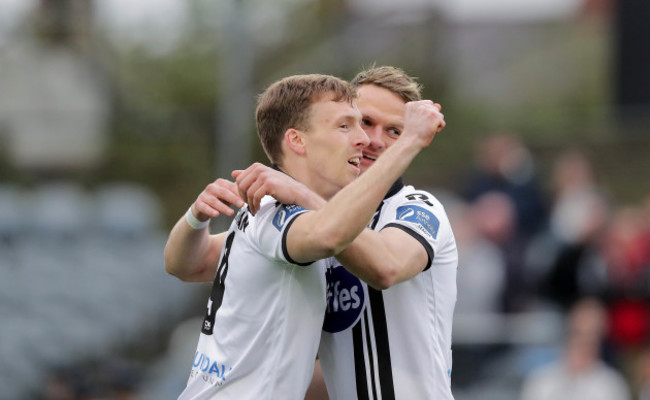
[285,128,306,156]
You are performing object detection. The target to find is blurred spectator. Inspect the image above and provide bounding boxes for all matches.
[461,133,550,312]
[449,197,511,387]
[452,199,507,315]
[530,150,611,311]
[471,191,532,312]
[464,132,548,241]
[604,206,650,294]
[603,205,650,351]
[549,150,603,245]
[539,191,610,310]
[520,298,631,400]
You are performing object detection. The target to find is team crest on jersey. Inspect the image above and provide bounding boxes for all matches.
[396,205,439,239]
[323,265,365,333]
[272,204,305,231]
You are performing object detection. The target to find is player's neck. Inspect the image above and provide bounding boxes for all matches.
[282,158,337,201]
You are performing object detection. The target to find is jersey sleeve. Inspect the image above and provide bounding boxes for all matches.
[381,191,451,271]
[254,199,312,266]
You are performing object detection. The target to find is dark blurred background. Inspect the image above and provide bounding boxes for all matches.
[1,0,649,399]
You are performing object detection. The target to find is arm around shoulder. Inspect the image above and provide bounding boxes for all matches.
[336,227,429,290]
[164,209,228,283]
[283,100,445,265]
[164,178,244,282]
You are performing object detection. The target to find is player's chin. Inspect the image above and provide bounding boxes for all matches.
[346,161,361,176]
[359,158,374,173]
[342,170,359,186]
[358,164,371,175]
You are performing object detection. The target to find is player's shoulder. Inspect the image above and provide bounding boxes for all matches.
[255,196,308,233]
[381,185,449,241]
[391,184,445,211]
[250,197,310,258]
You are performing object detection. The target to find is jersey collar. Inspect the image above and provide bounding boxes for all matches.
[385,178,404,199]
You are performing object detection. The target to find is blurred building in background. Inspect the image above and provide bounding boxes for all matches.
[0,0,649,399]
[0,0,109,174]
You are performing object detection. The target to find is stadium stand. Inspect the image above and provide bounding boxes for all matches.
[0,181,199,399]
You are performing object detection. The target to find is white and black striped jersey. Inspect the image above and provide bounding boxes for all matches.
[318,179,458,400]
[179,196,327,400]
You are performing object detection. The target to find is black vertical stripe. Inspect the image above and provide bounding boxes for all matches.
[201,231,235,335]
[215,231,235,302]
[351,189,398,399]
[363,309,379,400]
[281,212,314,266]
[368,197,396,399]
[352,322,369,400]
[368,288,396,400]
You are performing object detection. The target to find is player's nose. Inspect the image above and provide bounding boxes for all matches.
[353,124,370,148]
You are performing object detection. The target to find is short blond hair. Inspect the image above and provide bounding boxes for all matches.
[256,74,356,165]
[351,65,422,102]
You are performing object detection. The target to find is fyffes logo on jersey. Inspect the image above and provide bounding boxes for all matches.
[323,265,365,333]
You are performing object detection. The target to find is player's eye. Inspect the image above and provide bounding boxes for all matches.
[361,119,371,127]
[388,128,401,136]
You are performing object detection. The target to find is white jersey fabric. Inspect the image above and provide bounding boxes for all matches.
[319,179,458,400]
[179,196,327,400]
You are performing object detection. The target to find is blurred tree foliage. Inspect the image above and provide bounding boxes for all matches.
[94,43,219,227]
[92,0,364,228]
[5,0,644,229]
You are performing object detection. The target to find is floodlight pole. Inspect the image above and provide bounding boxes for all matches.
[214,0,254,231]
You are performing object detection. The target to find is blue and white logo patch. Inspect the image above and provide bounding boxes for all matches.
[272,204,305,231]
[396,205,439,239]
[323,265,365,333]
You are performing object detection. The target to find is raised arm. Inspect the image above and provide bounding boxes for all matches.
[326,100,447,289]
[164,178,244,282]
[234,102,446,289]
[272,100,444,264]
[336,219,432,289]
[233,166,433,289]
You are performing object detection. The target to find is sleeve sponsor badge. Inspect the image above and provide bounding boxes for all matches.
[395,205,440,240]
[272,204,305,231]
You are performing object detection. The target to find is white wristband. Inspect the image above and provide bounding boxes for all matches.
[185,207,210,230]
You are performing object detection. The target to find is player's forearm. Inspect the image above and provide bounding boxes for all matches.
[292,137,423,259]
[331,231,393,289]
[322,137,420,247]
[289,184,327,211]
[164,216,223,282]
[289,99,444,262]
[336,227,428,289]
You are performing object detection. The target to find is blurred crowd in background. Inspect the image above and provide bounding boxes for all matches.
[1,0,649,399]
[448,132,650,400]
